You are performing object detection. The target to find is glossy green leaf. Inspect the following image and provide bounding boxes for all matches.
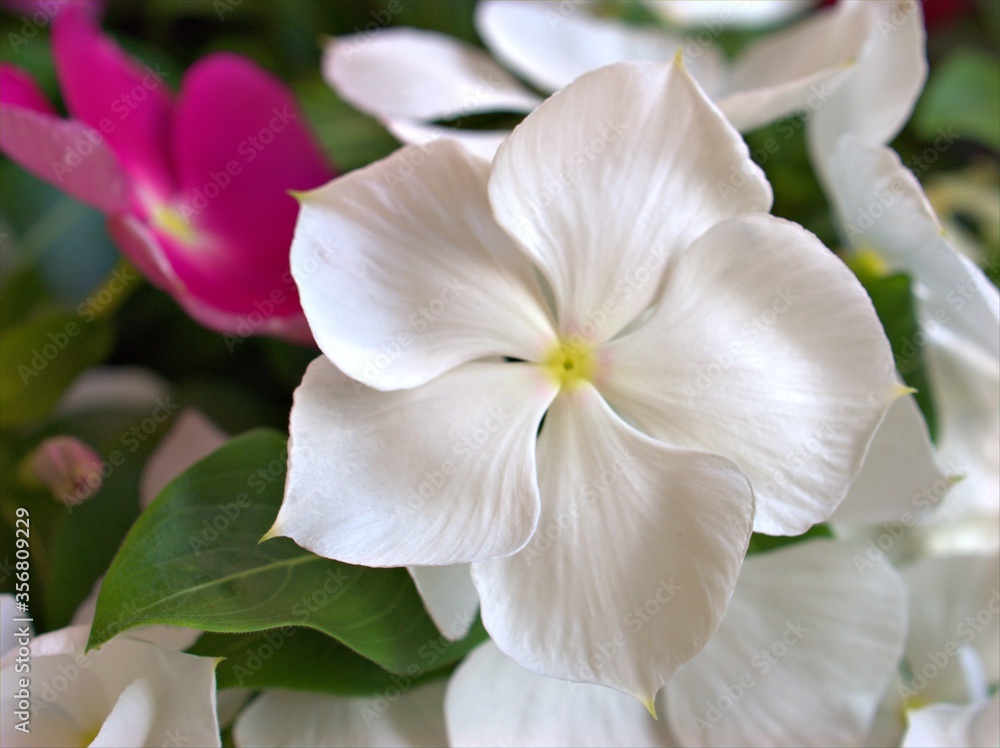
[88,430,487,675]
[190,620,483,695]
[747,523,833,555]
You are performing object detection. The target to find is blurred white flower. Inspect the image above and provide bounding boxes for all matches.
[828,136,1000,553]
[0,625,220,748]
[446,540,907,747]
[232,681,448,748]
[324,0,905,158]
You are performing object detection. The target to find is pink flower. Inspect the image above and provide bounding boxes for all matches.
[0,4,334,342]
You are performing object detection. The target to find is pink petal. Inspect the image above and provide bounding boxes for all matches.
[167,53,333,321]
[105,213,184,292]
[0,63,56,113]
[106,214,313,343]
[0,68,128,213]
[51,3,175,200]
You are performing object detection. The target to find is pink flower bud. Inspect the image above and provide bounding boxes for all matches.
[30,436,104,505]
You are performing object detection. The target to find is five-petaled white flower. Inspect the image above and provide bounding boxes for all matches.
[269,59,901,704]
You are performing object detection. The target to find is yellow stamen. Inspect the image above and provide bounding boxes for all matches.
[846,246,891,281]
[542,339,597,390]
[151,204,197,245]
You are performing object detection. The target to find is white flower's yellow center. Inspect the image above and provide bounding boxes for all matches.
[847,246,890,278]
[542,339,597,390]
[151,204,197,245]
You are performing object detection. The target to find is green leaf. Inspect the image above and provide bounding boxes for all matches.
[914,49,1000,151]
[861,272,938,441]
[190,620,481,695]
[88,430,486,675]
[747,524,833,555]
[0,310,114,427]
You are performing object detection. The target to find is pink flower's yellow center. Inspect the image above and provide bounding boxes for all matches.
[151,204,197,245]
[542,339,597,390]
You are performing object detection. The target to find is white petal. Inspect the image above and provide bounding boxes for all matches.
[292,139,556,390]
[56,366,170,415]
[490,60,771,344]
[446,641,675,747]
[476,1,726,96]
[865,677,908,748]
[902,554,1000,704]
[274,356,555,566]
[233,681,448,748]
[382,120,509,161]
[473,386,754,703]
[903,695,1000,748]
[601,214,900,535]
[923,334,1000,528]
[834,395,948,525]
[139,409,228,508]
[644,0,815,29]
[664,540,907,747]
[718,2,869,132]
[407,565,479,642]
[1,627,219,748]
[322,27,539,123]
[829,136,1000,530]
[90,679,155,748]
[830,136,999,361]
[808,0,927,189]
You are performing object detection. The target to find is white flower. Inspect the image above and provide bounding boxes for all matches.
[827,135,1000,553]
[0,625,220,748]
[271,59,900,703]
[902,695,1000,748]
[232,681,448,748]
[858,553,1000,748]
[324,0,896,158]
[900,554,999,710]
[803,1,927,192]
[643,0,816,29]
[445,540,907,747]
